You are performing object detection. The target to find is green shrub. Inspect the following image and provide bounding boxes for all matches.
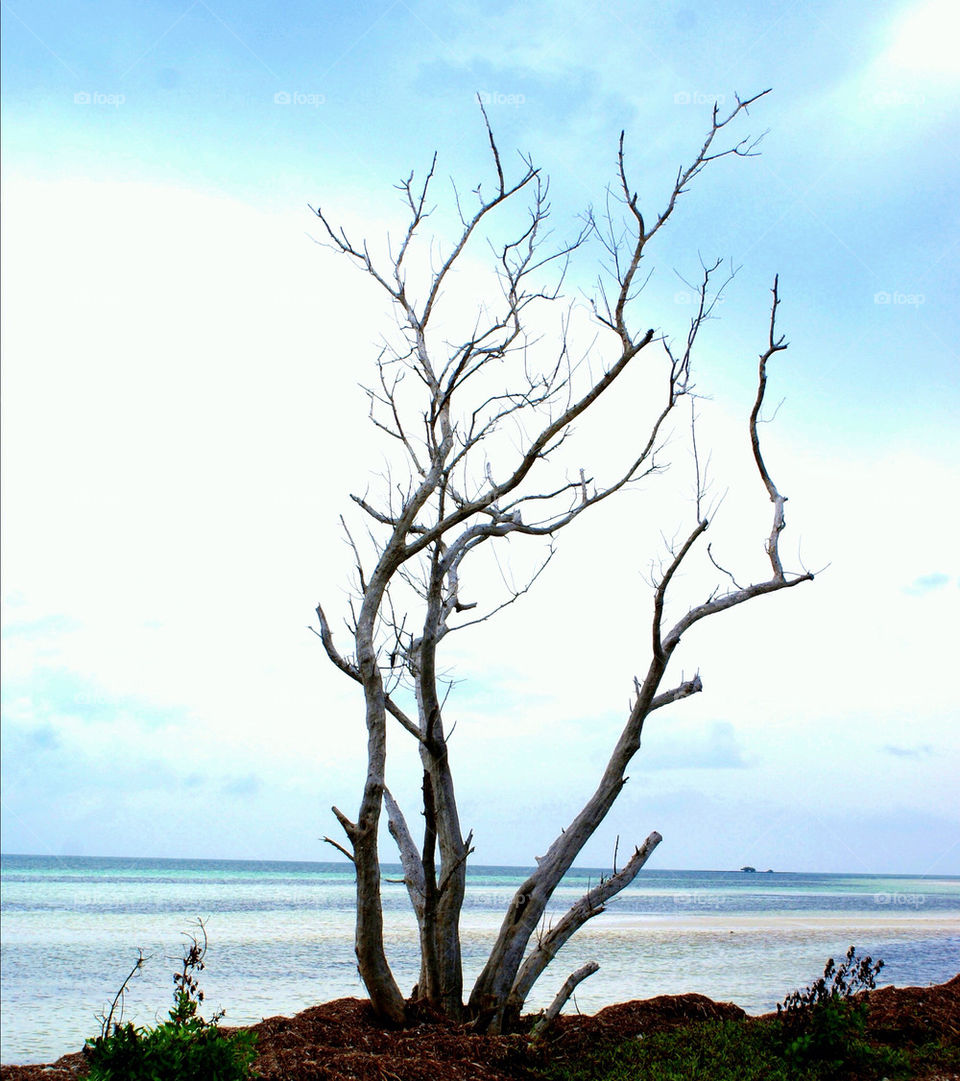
[84,920,258,1081]
[776,946,884,1076]
[84,1019,258,1081]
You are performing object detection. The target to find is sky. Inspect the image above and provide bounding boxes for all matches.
[1,0,958,875]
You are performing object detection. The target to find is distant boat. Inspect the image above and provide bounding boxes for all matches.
[740,865,757,872]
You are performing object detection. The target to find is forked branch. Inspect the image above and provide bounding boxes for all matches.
[507,832,662,1016]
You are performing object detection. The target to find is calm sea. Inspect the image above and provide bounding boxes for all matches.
[2,854,958,1064]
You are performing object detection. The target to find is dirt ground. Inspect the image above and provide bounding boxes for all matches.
[3,975,957,1081]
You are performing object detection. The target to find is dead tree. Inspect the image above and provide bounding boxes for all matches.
[311,90,814,1031]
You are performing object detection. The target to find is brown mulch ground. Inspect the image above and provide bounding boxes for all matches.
[3,975,957,1081]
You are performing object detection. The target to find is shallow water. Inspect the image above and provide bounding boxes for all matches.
[2,855,958,1063]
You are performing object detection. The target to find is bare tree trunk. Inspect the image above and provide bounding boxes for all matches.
[385,770,470,1017]
[334,679,406,1025]
[423,745,470,1016]
[324,568,412,1027]
[351,810,405,1025]
[409,543,471,1016]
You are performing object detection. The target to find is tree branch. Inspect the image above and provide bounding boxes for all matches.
[322,835,356,864]
[384,787,426,918]
[530,962,600,1042]
[507,832,662,1016]
[313,603,423,740]
[649,676,703,712]
[750,274,790,580]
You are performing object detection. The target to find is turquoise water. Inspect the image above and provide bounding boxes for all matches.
[2,854,958,1063]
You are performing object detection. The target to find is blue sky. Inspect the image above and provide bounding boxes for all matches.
[1,0,958,873]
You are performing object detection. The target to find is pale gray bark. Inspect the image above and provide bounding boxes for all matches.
[530,963,600,1042]
[468,287,812,1027]
[503,832,662,1028]
[311,90,814,1030]
[383,787,425,921]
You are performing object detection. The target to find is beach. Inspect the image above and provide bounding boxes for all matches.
[2,855,958,1064]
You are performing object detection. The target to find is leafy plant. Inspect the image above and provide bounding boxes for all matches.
[776,946,884,1075]
[84,920,258,1081]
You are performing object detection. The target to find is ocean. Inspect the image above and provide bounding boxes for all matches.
[1,854,958,1064]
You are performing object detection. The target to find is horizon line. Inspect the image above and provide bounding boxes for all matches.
[3,852,957,878]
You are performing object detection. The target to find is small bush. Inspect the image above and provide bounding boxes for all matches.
[776,946,884,1076]
[84,920,258,1081]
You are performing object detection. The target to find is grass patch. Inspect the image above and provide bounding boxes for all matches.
[535,1014,956,1081]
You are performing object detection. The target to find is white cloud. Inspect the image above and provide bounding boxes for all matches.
[2,173,957,871]
[881,0,960,81]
